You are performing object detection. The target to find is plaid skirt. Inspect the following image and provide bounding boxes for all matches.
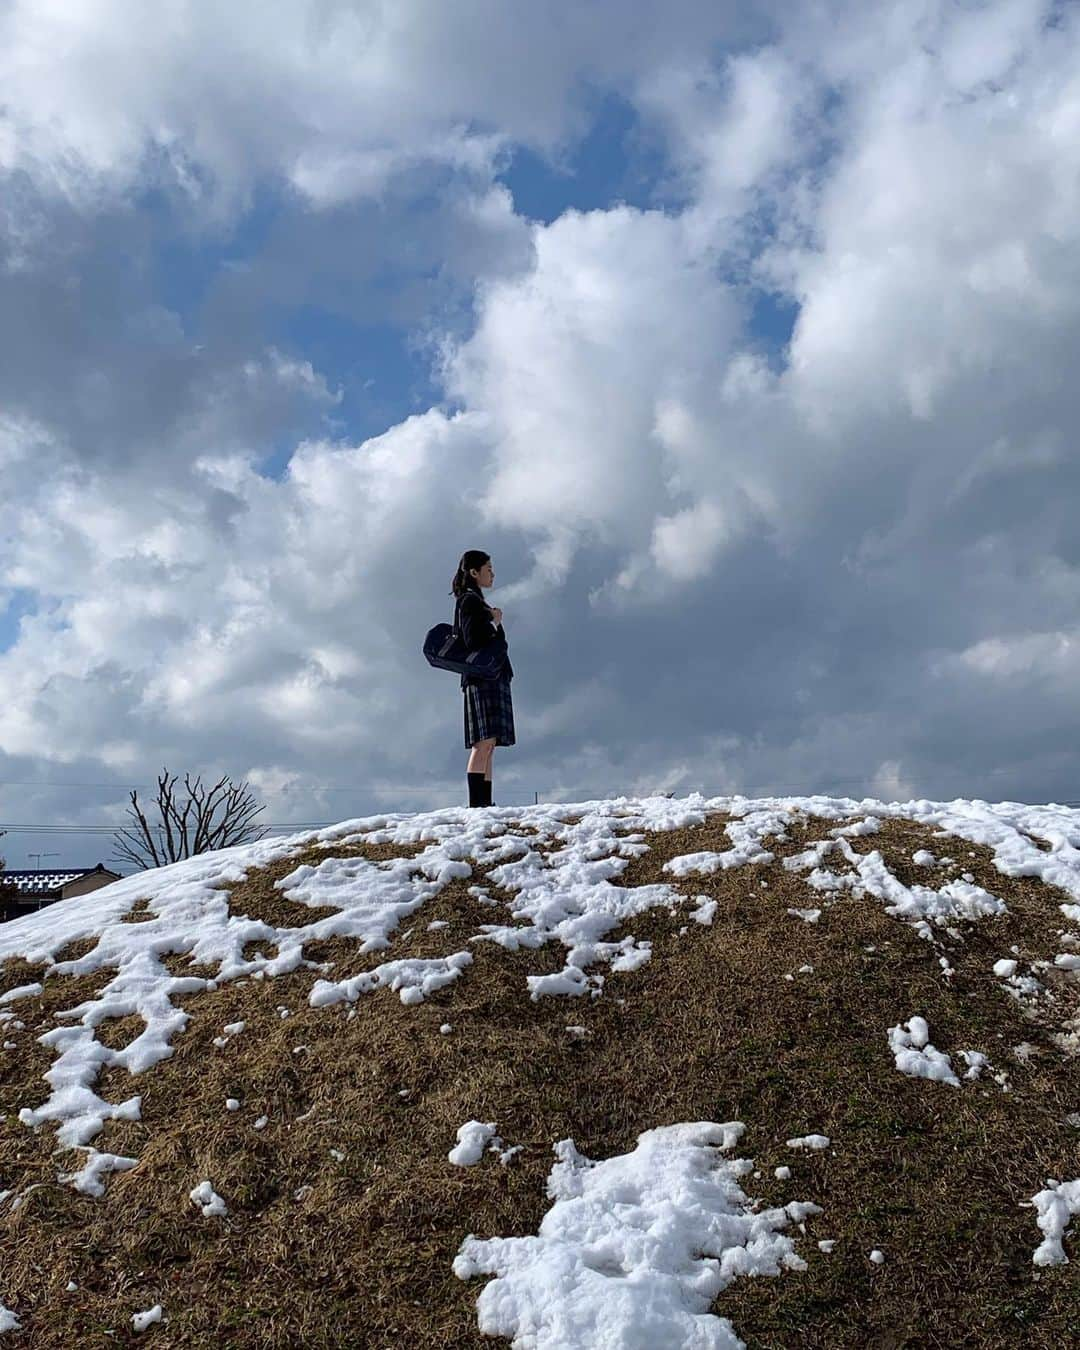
[464,675,516,748]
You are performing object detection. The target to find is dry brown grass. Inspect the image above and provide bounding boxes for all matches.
[0,811,1077,1347]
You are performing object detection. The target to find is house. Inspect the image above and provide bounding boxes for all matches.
[0,864,122,924]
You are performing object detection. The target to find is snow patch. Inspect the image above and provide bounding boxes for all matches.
[454,1121,819,1349]
[132,1305,164,1332]
[0,983,41,1004]
[1029,1179,1080,1266]
[449,1121,500,1167]
[57,1148,138,1198]
[690,896,717,925]
[310,952,473,1008]
[887,1017,960,1087]
[190,1181,227,1217]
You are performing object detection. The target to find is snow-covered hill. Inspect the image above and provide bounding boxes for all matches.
[0,793,1078,1346]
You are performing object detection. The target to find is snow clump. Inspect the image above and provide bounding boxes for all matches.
[132,1305,164,1332]
[1029,1178,1080,1266]
[190,1181,227,1217]
[449,1121,501,1167]
[887,1017,960,1087]
[786,1134,830,1150]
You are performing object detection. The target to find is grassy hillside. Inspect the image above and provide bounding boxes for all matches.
[0,797,1078,1347]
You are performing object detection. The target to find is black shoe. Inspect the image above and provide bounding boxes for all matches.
[467,772,486,807]
[480,779,493,807]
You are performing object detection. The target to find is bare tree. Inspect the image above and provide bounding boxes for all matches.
[111,770,267,870]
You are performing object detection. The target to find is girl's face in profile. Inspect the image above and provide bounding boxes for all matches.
[471,560,495,588]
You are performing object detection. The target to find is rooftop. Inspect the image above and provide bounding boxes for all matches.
[0,864,117,896]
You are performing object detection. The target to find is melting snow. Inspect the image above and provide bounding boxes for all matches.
[1029,1179,1080,1266]
[453,1121,820,1349]
[310,952,474,1008]
[190,1181,227,1217]
[690,896,717,925]
[55,1148,137,1198]
[888,1017,960,1087]
[449,1121,501,1166]
[132,1305,164,1332]
[958,1050,990,1080]
[0,983,42,1004]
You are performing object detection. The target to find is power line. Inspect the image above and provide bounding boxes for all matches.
[2,798,544,831]
[0,779,449,793]
[0,821,336,834]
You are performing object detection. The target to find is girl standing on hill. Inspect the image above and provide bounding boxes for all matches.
[451,550,515,808]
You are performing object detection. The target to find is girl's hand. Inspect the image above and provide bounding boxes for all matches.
[489,606,503,625]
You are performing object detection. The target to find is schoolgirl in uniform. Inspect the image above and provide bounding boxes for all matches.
[450,550,514,807]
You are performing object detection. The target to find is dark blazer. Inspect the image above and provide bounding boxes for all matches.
[456,585,514,690]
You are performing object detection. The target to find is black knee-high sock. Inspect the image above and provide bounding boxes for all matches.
[467,772,486,807]
[480,778,492,807]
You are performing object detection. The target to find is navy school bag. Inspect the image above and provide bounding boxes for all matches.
[423,596,507,680]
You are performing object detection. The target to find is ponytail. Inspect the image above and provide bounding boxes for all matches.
[450,549,490,598]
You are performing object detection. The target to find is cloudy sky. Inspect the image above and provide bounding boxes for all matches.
[3,0,1080,871]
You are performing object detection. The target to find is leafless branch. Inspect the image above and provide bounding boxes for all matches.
[111,768,267,871]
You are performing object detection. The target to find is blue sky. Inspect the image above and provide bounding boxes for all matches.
[132,74,796,470]
[0,592,34,655]
[124,85,797,500]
